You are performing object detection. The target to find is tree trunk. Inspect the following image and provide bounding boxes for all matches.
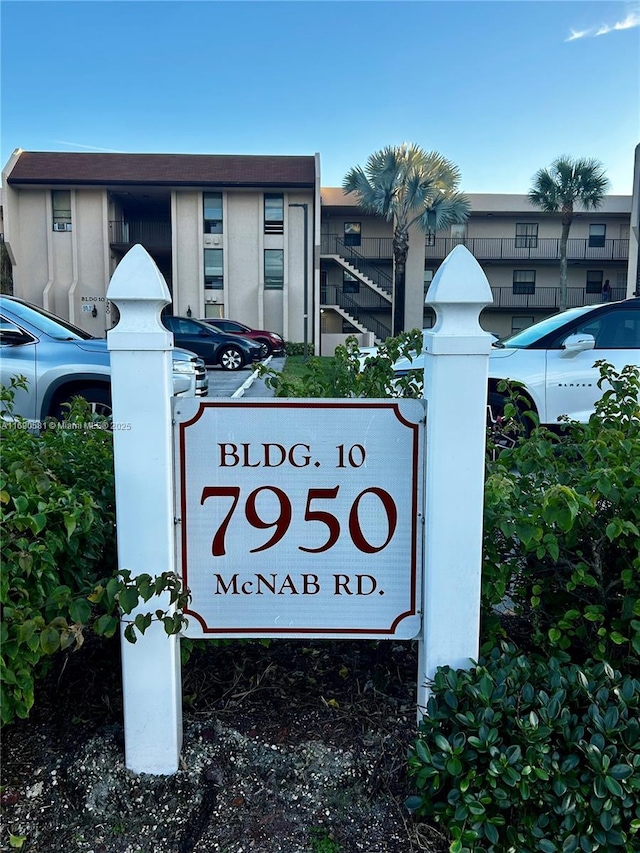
[393,230,409,336]
[558,207,573,312]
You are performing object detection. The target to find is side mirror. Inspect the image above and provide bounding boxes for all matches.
[561,333,595,356]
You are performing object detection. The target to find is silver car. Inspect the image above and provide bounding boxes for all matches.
[0,295,208,421]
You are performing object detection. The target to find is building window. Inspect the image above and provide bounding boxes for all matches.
[425,230,436,247]
[586,270,603,294]
[52,190,71,231]
[589,224,606,248]
[264,249,284,289]
[264,194,284,234]
[343,271,359,294]
[204,248,223,289]
[515,223,538,248]
[511,316,534,334]
[203,193,223,234]
[424,267,434,293]
[344,222,361,247]
[513,270,536,295]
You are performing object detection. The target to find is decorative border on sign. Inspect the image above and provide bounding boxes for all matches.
[176,400,423,637]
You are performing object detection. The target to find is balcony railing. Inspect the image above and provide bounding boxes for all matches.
[479,286,628,310]
[109,220,171,248]
[321,234,394,260]
[426,237,629,262]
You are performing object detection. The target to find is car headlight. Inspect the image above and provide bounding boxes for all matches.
[172,359,197,374]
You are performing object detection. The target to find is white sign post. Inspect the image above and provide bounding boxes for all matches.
[107,243,492,775]
[417,245,493,716]
[107,246,182,775]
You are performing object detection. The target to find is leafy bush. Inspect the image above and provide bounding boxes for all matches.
[284,341,315,357]
[1,386,188,724]
[483,362,640,669]
[407,645,640,853]
[264,331,424,398]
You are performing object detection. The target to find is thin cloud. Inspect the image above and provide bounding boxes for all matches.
[565,7,640,41]
[52,140,124,153]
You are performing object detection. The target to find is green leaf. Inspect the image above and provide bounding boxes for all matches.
[446,756,462,776]
[63,513,77,539]
[434,733,451,753]
[404,795,423,812]
[604,775,623,797]
[609,764,632,780]
[94,614,119,638]
[39,627,60,654]
[30,513,47,534]
[119,587,139,615]
[69,598,92,625]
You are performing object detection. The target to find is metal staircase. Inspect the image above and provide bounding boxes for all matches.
[320,235,393,342]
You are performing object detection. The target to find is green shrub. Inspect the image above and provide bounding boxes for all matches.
[1,387,188,724]
[407,645,640,853]
[284,341,315,357]
[265,331,424,398]
[482,362,640,669]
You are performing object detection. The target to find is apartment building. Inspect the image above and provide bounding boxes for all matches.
[2,147,636,354]
[320,189,633,344]
[1,150,320,344]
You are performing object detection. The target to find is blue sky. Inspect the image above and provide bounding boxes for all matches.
[1,0,638,194]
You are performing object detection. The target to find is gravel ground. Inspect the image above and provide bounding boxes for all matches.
[1,638,448,853]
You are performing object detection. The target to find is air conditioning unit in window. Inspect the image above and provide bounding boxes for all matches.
[53,222,71,232]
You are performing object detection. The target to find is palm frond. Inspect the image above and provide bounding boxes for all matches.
[528,156,610,212]
[342,143,470,232]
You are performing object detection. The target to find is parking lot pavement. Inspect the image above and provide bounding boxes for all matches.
[206,356,285,398]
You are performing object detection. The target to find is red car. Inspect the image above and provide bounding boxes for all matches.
[200,318,284,357]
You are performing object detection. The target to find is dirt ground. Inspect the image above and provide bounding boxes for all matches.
[1,637,449,853]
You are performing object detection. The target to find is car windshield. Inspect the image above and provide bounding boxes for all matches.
[498,305,595,348]
[2,298,95,341]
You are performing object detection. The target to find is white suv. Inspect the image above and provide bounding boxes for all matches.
[485,298,639,425]
[388,298,639,425]
[0,296,209,422]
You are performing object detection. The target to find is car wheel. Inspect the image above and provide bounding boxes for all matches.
[52,386,112,420]
[219,346,245,371]
[486,391,532,456]
[256,339,272,357]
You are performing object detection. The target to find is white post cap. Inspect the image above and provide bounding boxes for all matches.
[107,244,173,351]
[424,245,494,355]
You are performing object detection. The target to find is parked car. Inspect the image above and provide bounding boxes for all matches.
[162,315,263,370]
[199,318,284,357]
[484,298,640,425]
[389,298,640,425]
[0,296,208,422]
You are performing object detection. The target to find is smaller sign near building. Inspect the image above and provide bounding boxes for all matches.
[173,399,425,639]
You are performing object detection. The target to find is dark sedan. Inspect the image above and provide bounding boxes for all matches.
[200,318,284,357]
[162,315,263,370]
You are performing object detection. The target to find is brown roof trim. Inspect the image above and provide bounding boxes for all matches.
[7,151,317,188]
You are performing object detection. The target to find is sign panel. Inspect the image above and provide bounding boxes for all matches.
[173,399,425,639]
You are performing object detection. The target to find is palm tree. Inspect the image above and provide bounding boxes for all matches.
[528,156,610,312]
[343,144,470,336]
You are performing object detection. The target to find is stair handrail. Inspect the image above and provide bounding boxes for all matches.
[321,284,391,342]
[322,235,394,295]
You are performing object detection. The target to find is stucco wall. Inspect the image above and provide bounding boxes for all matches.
[173,191,201,317]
